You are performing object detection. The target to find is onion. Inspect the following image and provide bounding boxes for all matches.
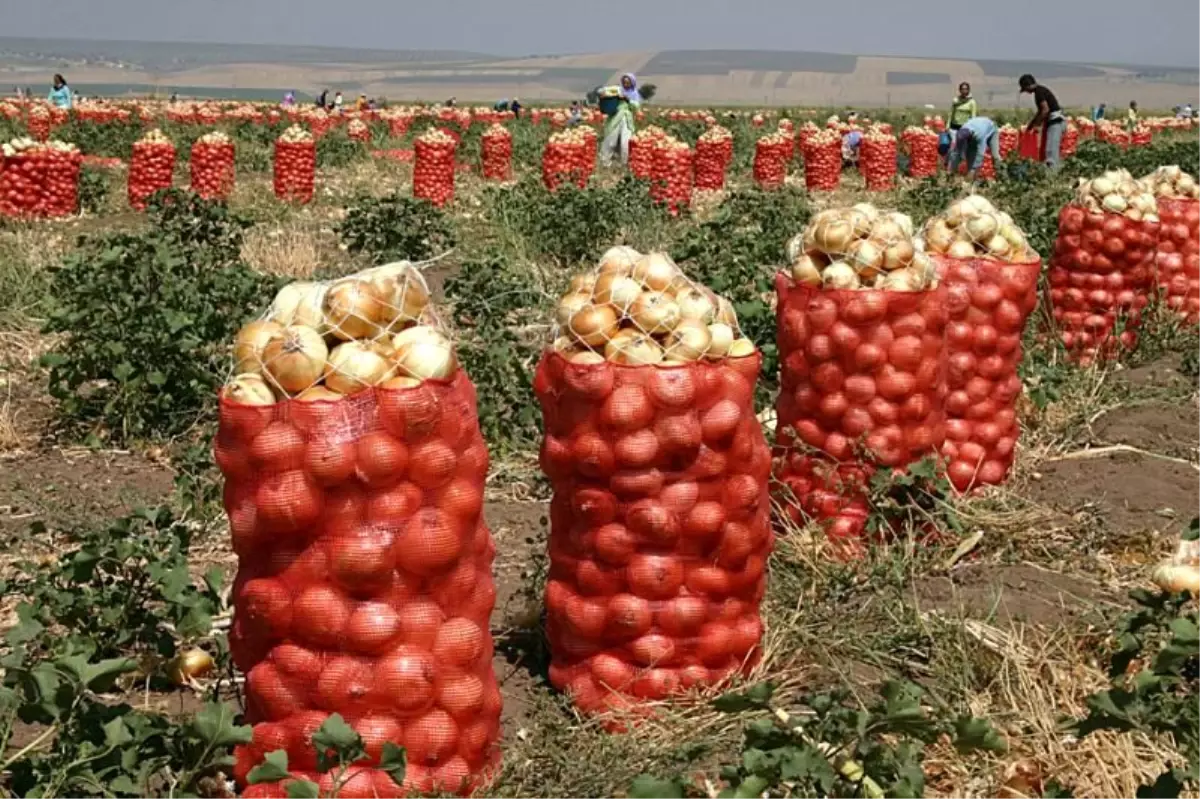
[785,233,806,263]
[869,219,905,245]
[556,291,594,327]
[598,245,641,275]
[234,320,283,375]
[593,273,642,311]
[325,280,387,341]
[568,304,620,347]
[984,234,1012,258]
[847,209,873,238]
[882,240,915,271]
[262,325,328,394]
[1153,564,1199,595]
[569,273,598,293]
[910,251,935,282]
[813,216,854,253]
[222,373,277,405]
[925,219,955,253]
[944,200,969,228]
[852,202,880,222]
[297,385,344,400]
[728,338,757,357]
[369,263,430,325]
[886,212,914,237]
[948,240,977,259]
[1091,176,1116,196]
[707,323,735,358]
[964,212,999,242]
[269,282,328,331]
[822,262,860,289]
[715,296,739,328]
[846,238,884,276]
[167,648,215,685]
[394,329,458,381]
[568,350,606,365]
[964,195,995,215]
[879,268,925,291]
[663,320,712,361]
[675,288,717,323]
[631,253,680,291]
[1101,193,1128,214]
[326,341,393,394]
[629,291,681,334]
[605,332,664,365]
[378,376,421,391]
[791,254,822,286]
[392,324,443,351]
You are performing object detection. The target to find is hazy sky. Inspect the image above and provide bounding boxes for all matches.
[3,0,1198,67]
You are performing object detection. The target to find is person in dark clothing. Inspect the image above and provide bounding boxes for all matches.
[1019,74,1064,170]
[510,97,522,118]
[316,89,328,108]
[445,96,457,108]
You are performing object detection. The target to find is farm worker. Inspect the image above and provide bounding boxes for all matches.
[282,91,295,107]
[949,82,977,133]
[568,101,583,126]
[948,117,1001,180]
[494,98,509,112]
[48,74,72,109]
[600,73,641,167]
[1091,103,1106,121]
[510,97,522,118]
[446,96,457,108]
[841,128,863,167]
[316,89,328,108]
[356,94,368,111]
[334,91,344,113]
[1018,74,1064,170]
[1126,101,1139,128]
[1181,104,1195,119]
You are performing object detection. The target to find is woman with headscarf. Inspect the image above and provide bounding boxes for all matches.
[600,73,641,167]
[48,74,72,109]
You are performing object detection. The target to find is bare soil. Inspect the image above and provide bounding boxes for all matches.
[914,563,1118,627]
[1091,401,1199,459]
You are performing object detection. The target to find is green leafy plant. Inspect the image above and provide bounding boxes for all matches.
[865,456,963,540]
[337,192,456,263]
[77,166,112,215]
[633,680,1005,798]
[146,188,251,267]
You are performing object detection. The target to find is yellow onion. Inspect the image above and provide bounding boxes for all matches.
[728,338,757,357]
[598,245,641,275]
[233,320,283,374]
[812,216,854,254]
[391,324,443,352]
[325,341,393,394]
[964,212,1000,243]
[791,254,822,286]
[631,252,680,291]
[852,202,880,222]
[822,262,860,289]
[885,212,914,238]
[568,303,620,347]
[262,325,328,394]
[715,296,738,328]
[785,232,807,263]
[324,280,387,341]
[556,291,594,327]
[882,239,915,271]
[1153,564,1199,595]
[379,376,421,391]
[847,209,873,238]
[984,234,1012,258]
[629,291,681,334]
[674,287,716,323]
[869,219,905,245]
[963,195,996,215]
[924,219,955,253]
[707,322,735,358]
[166,649,215,685]
[222,373,277,406]
[846,238,884,277]
[1101,193,1128,214]
[944,199,969,228]
[369,263,430,325]
[605,332,664,365]
[593,273,642,310]
[568,350,607,365]
[1091,176,1116,196]
[269,281,328,331]
[948,239,977,259]
[910,251,935,283]
[394,329,458,381]
[297,385,344,401]
[879,268,926,291]
[663,320,712,361]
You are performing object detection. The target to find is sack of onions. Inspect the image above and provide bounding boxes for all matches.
[220,262,501,797]
[189,131,236,201]
[917,196,1040,491]
[413,128,456,207]
[480,123,512,181]
[273,125,316,204]
[1061,123,1080,158]
[627,126,665,180]
[1142,166,1200,323]
[1047,171,1160,364]
[535,248,771,722]
[579,125,598,175]
[649,138,693,215]
[775,204,946,544]
[802,130,841,191]
[543,129,590,191]
[859,128,897,191]
[0,137,82,218]
[1131,125,1152,147]
[901,126,939,178]
[346,118,371,143]
[128,128,176,211]
[694,126,731,191]
[753,132,790,190]
[797,121,820,156]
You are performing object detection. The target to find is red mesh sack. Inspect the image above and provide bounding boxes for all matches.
[190,133,236,201]
[309,112,337,140]
[901,127,939,179]
[628,127,665,180]
[220,264,501,797]
[797,122,819,156]
[414,129,456,207]
[694,127,730,191]
[273,127,316,205]
[580,126,598,177]
[1131,127,1152,147]
[537,251,771,721]
[1143,168,1200,323]
[802,131,841,191]
[1061,124,1079,158]
[650,139,693,216]
[999,127,1019,160]
[859,131,897,191]
[347,119,372,143]
[1048,202,1157,364]
[387,115,413,138]
[0,140,82,219]
[543,130,588,190]
[753,133,789,190]
[128,130,176,210]
[480,124,512,181]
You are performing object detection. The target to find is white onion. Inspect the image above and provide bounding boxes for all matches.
[394,330,458,381]
[663,320,712,360]
[325,341,393,394]
[262,325,328,394]
[822,262,860,289]
[222,373,277,405]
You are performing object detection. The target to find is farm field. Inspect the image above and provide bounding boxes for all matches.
[0,101,1197,799]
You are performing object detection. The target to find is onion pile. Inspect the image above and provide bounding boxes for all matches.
[346,118,371,143]
[753,131,791,189]
[627,126,666,180]
[0,137,82,218]
[649,138,694,214]
[480,123,512,181]
[1141,165,1199,199]
[694,126,732,191]
[900,126,939,178]
[274,125,316,204]
[128,128,176,211]
[1075,169,1160,221]
[1153,537,1200,595]
[802,129,841,191]
[859,127,897,191]
[225,263,457,405]
[190,131,235,201]
[787,204,933,291]
[551,248,755,366]
[918,195,1037,264]
[543,128,591,190]
[414,128,457,207]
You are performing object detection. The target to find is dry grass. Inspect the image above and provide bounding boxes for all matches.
[240,221,331,278]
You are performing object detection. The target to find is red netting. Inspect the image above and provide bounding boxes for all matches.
[694,138,727,191]
[388,116,413,138]
[628,133,659,180]
[533,351,772,723]
[934,256,1040,492]
[413,133,456,207]
[220,372,501,797]
[753,135,789,190]
[1155,198,1200,323]
[0,146,81,219]
[273,140,316,204]
[128,138,176,210]
[1018,130,1040,160]
[1048,204,1157,364]
[190,139,236,201]
[901,129,939,179]
[650,141,693,216]
[773,275,947,542]
[543,136,588,191]
[859,135,897,191]
[480,126,512,181]
[1131,129,1152,147]
[802,135,841,191]
[347,120,372,143]
[999,128,1019,160]
[1061,126,1079,158]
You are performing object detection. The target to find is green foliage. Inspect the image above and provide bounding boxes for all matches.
[55,117,144,159]
[1,506,223,662]
[672,187,812,401]
[337,192,456,263]
[444,254,546,454]
[40,192,281,443]
[892,175,960,229]
[487,174,665,265]
[866,456,963,539]
[1063,138,1200,182]
[77,166,112,215]
[315,129,367,169]
[634,680,1005,798]
[981,164,1076,261]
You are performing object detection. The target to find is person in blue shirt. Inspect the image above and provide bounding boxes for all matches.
[1092,103,1106,121]
[948,116,1001,180]
[48,74,72,109]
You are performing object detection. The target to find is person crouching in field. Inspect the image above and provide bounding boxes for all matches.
[600,73,641,167]
[948,117,1001,181]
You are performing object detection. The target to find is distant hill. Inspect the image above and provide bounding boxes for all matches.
[1,37,1195,108]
